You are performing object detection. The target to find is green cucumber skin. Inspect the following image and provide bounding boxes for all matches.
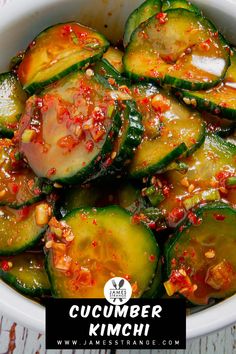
[0,72,26,136]
[25,50,109,95]
[123,0,162,47]
[162,0,201,14]
[175,89,236,121]
[0,126,14,138]
[130,142,188,179]
[164,202,236,304]
[124,9,230,91]
[93,59,130,87]
[0,195,43,210]
[0,227,46,256]
[0,268,50,297]
[89,100,144,181]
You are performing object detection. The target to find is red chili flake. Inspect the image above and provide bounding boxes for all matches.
[8,183,19,195]
[131,214,143,224]
[85,140,94,152]
[179,225,185,232]
[156,12,168,25]
[17,206,31,221]
[92,219,97,225]
[189,137,196,144]
[149,254,156,262]
[163,185,170,197]
[57,135,77,150]
[214,214,226,221]
[141,97,149,105]
[80,213,87,221]
[124,274,131,281]
[33,187,42,196]
[61,24,73,36]
[91,240,97,247]
[103,157,113,167]
[148,221,156,229]
[58,107,70,123]
[47,168,56,177]
[108,78,115,86]
[1,260,9,271]
[171,258,177,267]
[187,211,201,225]
[168,207,185,224]
[162,55,173,64]
[35,98,43,108]
[199,38,212,51]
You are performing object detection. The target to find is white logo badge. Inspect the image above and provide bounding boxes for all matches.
[104,277,132,305]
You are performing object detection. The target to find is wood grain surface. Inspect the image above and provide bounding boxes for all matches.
[0,314,235,354]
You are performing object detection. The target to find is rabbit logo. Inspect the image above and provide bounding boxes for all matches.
[104,277,132,305]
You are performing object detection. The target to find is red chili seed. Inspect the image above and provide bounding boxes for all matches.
[214,213,226,221]
[85,140,94,152]
[156,12,168,24]
[149,254,156,262]
[1,260,10,271]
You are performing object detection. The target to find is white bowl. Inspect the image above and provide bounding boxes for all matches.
[0,0,235,339]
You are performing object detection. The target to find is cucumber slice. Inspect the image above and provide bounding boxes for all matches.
[46,206,159,298]
[102,47,124,73]
[123,0,161,47]
[175,49,236,120]
[0,201,51,255]
[165,202,236,305]
[0,252,50,296]
[159,134,236,226]
[142,257,163,298]
[93,59,129,87]
[0,139,52,208]
[123,9,230,90]
[18,22,109,94]
[62,182,145,215]
[129,83,205,178]
[90,100,143,180]
[19,71,121,184]
[203,113,235,137]
[0,72,27,137]
[162,0,201,14]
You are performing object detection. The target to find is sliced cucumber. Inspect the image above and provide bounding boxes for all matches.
[123,9,230,90]
[0,72,27,137]
[203,113,235,137]
[159,134,236,226]
[93,59,129,87]
[0,252,50,296]
[129,83,205,178]
[142,258,163,298]
[0,139,52,208]
[19,72,121,184]
[175,49,236,120]
[123,0,161,47]
[62,181,145,216]
[0,201,51,255]
[90,100,143,180]
[46,206,159,298]
[165,202,236,305]
[18,22,109,94]
[162,0,201,14]
[103,47,124,73]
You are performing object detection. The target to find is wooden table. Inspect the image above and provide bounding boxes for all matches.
[0,314,235,354]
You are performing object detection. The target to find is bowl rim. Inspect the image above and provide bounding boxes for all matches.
[0,0,235,340]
